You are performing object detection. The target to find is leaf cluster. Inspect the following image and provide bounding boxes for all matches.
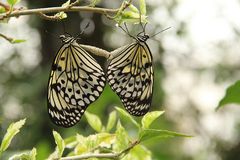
[0,108,190,160]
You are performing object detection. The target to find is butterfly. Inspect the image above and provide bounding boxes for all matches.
[107,23,154,116]
[47,34,106,127]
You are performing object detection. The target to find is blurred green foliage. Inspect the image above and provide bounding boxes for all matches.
[0,0,177,159]
[0,0,239,160]
[217,80,240,110]
[0,110,189,159]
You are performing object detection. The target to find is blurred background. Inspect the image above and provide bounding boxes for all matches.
[1,0,240,159]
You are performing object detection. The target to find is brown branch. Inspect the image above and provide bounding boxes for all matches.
[35,0,82,21]
[0,0,133,21]
[0,6,118,21]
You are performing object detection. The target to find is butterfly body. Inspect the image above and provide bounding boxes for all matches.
[48,35,106,127]
[107,34,153,116]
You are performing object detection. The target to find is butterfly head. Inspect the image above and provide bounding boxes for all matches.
[59,34,75,43]
[137,34,150,42]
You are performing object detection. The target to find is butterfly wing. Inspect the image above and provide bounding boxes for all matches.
[48,40,106,127]
[107,42,153,116]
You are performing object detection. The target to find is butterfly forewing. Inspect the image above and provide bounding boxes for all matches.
[48,37,106,127]
[107,41,153,116]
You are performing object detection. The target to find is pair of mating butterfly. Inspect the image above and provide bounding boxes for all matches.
[47,22,159,127]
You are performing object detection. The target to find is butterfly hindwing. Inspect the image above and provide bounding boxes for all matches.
[107,41,153,116]
[48,37,106,127]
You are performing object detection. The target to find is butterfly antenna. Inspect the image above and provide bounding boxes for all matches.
[150,26,172,38]
[139,12,144,30]
[124,22,137,40]
[118,22,137,40]
[76,21,90,39]
[80,21,90,34]
[124,23,131,35]
[143,23,147,33]
[137,11,148,36]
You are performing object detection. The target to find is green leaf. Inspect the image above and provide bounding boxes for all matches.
[51,0,70,20]
[54,12,67,20]
[74,134,88,155]
[0,119,26,155]
[139,129,192,142]
[114,1,147,24]
[89,0,101,7]
[53,131,65,158]
[95,133,115,149]
[115,107,140,128]
[217,80,240,110]
[85,134,102,151]
[116,11,148,24]
[64,135,77,149]
[141,111,165,129]
[85,111,102,132]
[128,4,139,13]
[0,6,6,13]
[122,145,151,160]
[74,133,115,155]
[139,0,146,15]
[7,0,21,6]
[11,39,26,44]
[62,0,71,7]
[113,121,129,152]
[9,148,37,160]
[47,151,58,160]
[106,111,117,132]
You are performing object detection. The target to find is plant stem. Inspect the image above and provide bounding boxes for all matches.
[60,140,139,160]
[0,33,13,43]
[0,6,118,20]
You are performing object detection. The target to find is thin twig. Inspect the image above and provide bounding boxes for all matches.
[103,0,132,19]
[38,12,61,21]
[68,0,81,8]
[122,0,132,11]
[0,33,13,43]
[36,0,81,21]
[60,140,139,160]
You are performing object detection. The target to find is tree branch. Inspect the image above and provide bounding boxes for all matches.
[0,2,11,11]
[0,0,133,21]
[0,6,118,21]
[60,140,139,160]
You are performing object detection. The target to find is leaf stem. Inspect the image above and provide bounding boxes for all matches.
[0,33,13,43]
